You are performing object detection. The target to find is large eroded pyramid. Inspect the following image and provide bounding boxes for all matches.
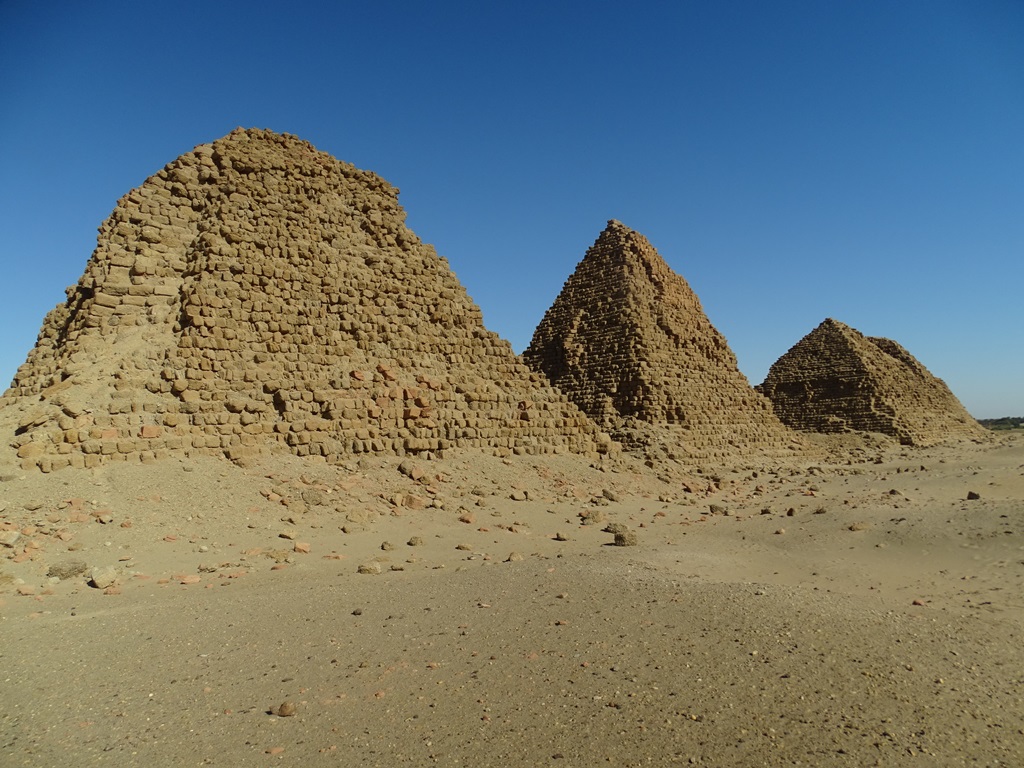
[522,220,796,460]
[2,128,610,471]
[756,318,987,446]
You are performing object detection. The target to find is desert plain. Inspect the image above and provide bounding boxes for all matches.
[1,129,1020,767]
[2,430,1022,767]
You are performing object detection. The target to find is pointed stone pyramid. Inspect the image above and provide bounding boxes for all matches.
[756,318,987,446]
[1,128,610,471]
[522,220,796,461]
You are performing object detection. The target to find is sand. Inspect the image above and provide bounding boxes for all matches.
[2,433,1022,766]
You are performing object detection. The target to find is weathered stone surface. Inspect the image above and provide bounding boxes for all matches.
[1,129,606,469]
[523,220,796,461]
[275,701,298,717]
[613,530,638,547]
[756,319,987,447]
[46,559,89,580]
[89,565,119,589]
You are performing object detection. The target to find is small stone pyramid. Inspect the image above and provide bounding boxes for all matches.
[756,318,987,446]
[523,220,796,461]
[2,128,610,471]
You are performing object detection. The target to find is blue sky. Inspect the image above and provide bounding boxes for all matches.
[1,1,1021,418]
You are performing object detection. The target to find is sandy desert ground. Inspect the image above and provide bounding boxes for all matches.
[2,432,1022,767]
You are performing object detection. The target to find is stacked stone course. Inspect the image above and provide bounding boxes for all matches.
[2,128,609,471]
[756,318,987,446]
[523,220,797,461]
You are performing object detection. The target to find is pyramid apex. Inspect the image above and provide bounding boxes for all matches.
[819,317,848,329]
[597,219,634,241]
[584,220,666,273]
[814,318,859,338]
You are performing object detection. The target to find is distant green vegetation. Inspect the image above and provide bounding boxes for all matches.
[978,417,1024,431]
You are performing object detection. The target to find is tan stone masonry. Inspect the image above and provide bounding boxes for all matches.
[2,129,609,471]
[523,220,798,461]
[756,318,987,446]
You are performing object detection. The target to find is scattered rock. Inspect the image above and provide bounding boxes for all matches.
[357,562,382,575]
[0,531,22,548]
[966,491,981,500]
[275,701,298,717]
[345,509,375,525]
[398,460,426,482]
[407,537,424,547]
[602,489,621,502]
[301,488,326,506]
[265,549,291,564]
[506,552,524,562]
[405,494,428,510]
[510,490,528,501]
[284,500,308,515]
[46,560,89,580]
[89,565,119,590]
[613,530,638,547]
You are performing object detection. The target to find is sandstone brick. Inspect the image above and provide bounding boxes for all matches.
[17,442,45,459]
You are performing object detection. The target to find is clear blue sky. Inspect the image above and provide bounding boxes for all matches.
[1,1,1021,418]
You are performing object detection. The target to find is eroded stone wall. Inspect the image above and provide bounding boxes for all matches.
[2,129,610,471]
